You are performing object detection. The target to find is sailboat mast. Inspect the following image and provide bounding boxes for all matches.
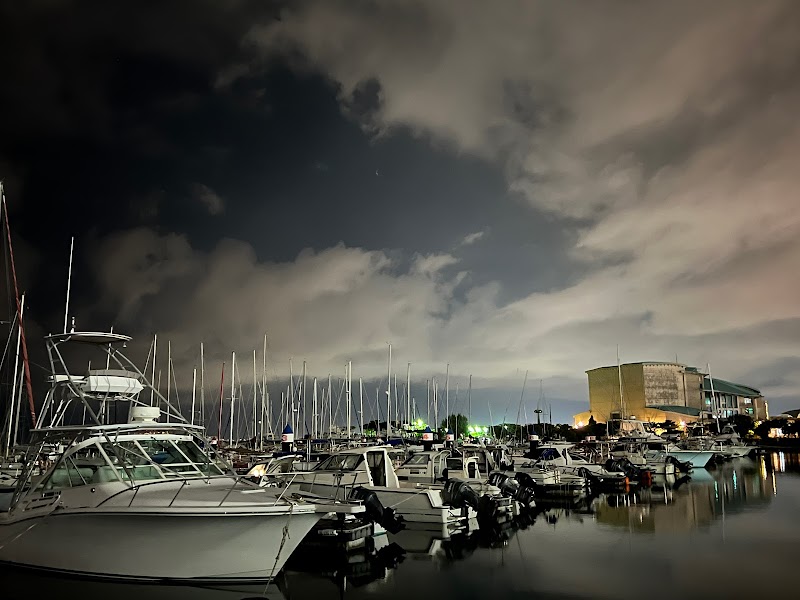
[327,374,332,437]
[261,335,267,449]
[359,377,364,436]
[166,341,171,423]
[386,343,392,438]
[252,350,257,446]
[301,360,307,438]
[707,363,720,433]
[616,345,625,420]
[445,363,450,433]
[199,342,205,427]
[150,334,158,406]
[426,379,430,426]
[1,187,35,422]
[5,292,25,454]
[63,236,74,334]
[433,378,438,434]
[218,362,224,439]
[467,374,472,425]
[229,351,236,446]
[406,363,411,433]
[313,378,318,439]
[346,361,352,441]
[191,367,196,426]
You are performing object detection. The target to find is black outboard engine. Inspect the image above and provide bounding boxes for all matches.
[665,455,692,474]
[350,487,405,533]
[605,457,642,480]
[489,472,536,508]
[442,479,482,512]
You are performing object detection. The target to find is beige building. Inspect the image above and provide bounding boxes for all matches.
[575,362,704,425]
[574,361,768,425]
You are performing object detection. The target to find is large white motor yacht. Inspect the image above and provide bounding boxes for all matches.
[0,331,356,581]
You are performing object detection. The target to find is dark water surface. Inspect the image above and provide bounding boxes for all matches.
[4,452,798,600]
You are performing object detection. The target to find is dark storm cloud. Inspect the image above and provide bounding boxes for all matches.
[4,1,800,423]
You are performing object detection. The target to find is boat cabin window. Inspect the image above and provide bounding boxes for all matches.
[529,448,561,461]
[402,454,430,466]
[315,453,364,471]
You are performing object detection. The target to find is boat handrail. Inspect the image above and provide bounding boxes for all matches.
[93,474,298,508]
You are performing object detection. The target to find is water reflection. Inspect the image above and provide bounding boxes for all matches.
[3,452,797,600]
[589,458,772,533]
[768,449,800,473]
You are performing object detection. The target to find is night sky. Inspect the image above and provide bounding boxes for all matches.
[2,0,800,427]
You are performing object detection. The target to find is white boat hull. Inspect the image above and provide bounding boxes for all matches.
[665,450,715,468]
[365,486,475,524]
[0,509,320,581]
[716,445,753,458]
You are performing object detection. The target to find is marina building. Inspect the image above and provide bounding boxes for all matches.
[573,362,767,426]
[703,378,768,420]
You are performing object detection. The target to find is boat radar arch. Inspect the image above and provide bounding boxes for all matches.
[129,406,160,423]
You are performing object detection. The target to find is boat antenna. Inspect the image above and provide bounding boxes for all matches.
[63,236,74,334]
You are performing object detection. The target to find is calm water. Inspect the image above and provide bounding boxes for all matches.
[5,452,799,600]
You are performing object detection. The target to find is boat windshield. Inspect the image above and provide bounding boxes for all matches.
[315,453,364,471]
[402,454,430,466]
[24,429,226,493]
[529,447,564,461]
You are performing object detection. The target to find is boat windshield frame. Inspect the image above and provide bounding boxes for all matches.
[401,453,431,467]
[12,425,230,505]
[314,452,365,472]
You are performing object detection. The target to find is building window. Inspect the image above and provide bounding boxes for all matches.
[746,408,753,415]
[744,398,752,404]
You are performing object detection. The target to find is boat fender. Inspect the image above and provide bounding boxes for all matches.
[640,470,653,487]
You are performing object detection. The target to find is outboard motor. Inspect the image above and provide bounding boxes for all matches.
[442,479,481,512]
[349,487,406,534]
[665,455,692,474]
[488,472,536,509]
[605,457,642,480]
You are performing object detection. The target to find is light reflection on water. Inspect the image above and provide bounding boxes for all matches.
[3,451,798,600]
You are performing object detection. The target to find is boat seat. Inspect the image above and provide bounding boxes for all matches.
[48,467,94,488]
